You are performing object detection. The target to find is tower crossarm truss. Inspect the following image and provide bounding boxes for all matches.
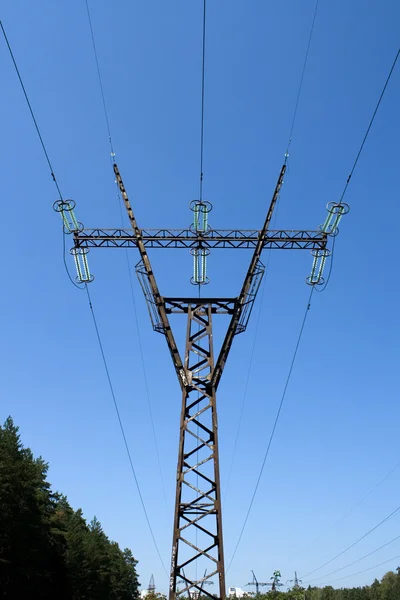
[74,228,327,250]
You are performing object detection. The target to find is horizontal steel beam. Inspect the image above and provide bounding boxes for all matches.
[74,228,327,250]
[164,298,237,315]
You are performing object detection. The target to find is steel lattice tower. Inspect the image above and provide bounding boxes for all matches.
[72,162,330,600]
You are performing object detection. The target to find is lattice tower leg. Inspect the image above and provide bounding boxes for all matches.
[169,303,225,600]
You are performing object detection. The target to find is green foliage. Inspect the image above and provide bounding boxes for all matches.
[0,417,139,600]
[145,592,167,600]
[256,569,400,600]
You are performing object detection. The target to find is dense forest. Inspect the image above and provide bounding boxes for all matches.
[1,416,398,600]
[0,417,140,599]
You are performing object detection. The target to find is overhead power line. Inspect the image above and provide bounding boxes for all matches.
[285,0,320,161]
[322,554,400,586]
[227,286,314,572]
[224,0,319,503]
[84,0,169,509]
[84,0,115,158]
[338,47,400,205]
[199,0,207,201]
[1,18,167,572]
[290,457,400,560]
[85,285,168,576]
[301,502,400,579]
[306,533,400,584]
[223,201,281,502]
[316,46,399,292]
[1,19,84,289]
[0,20,63,199]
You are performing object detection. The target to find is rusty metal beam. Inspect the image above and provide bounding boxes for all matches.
[211,164,286,390]
[74,227,327,250]
[113,164,187,388]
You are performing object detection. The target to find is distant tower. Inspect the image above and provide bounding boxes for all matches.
[246,571,268,595]
[293,572,301,589]
[148,575,156,594]
[286,572,302,590]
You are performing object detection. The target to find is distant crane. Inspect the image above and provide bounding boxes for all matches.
[246,571,269,595]
[148,575,156,594]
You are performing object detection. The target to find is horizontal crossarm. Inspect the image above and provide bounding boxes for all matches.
[74,228,327,250]
[164,299,236,315]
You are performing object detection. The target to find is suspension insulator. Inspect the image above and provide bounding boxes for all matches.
[306,248,331,286]
[190,248,210,285]
[189,200,212,233]
[319,201,350,236]
[70,247,94,283]
[53,199,83,234]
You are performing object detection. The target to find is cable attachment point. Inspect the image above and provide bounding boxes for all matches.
[189,200,212,285]
[306,248,331,286]
[190,247,210,285]
[70,247,94,283]
[53,199,84,234]
[319,201,350,237]
[189,200,212,234]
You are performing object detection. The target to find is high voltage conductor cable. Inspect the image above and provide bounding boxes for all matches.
[1,19,86,290]
[84,0,115,159]
[301,502,400,580]
[338,46,400,205]
[84,1,169,509]
[289,457,400,560]
[199,0,207,201]
[284,0,319,162]
[304,532,400,585]
[312,46,399,293]
[307,46,399,291]
[85,284,168,577]
[0,20,63,199]
[227,286,314,572]
[223,204,281,502]
[116,190,170,511]
[2,18,167,564]
[320,554,400,586]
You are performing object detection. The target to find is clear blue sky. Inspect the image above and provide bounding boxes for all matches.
[1,0,399,594]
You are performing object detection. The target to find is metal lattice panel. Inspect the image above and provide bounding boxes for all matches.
[170,302,225,600]
[74,228,327,250]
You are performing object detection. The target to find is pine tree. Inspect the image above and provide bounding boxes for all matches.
[0,417,66,598]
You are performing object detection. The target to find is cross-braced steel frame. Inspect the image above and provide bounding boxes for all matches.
[171,301,225,599]
[73,162,327,600]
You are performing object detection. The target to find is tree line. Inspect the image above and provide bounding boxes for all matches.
[0,416,140,599]
[233,569,400,600]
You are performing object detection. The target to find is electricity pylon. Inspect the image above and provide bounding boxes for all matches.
[286,572,302,589]
[69,160,341,600]
[148,575,156,594]
[246,570,268,595]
